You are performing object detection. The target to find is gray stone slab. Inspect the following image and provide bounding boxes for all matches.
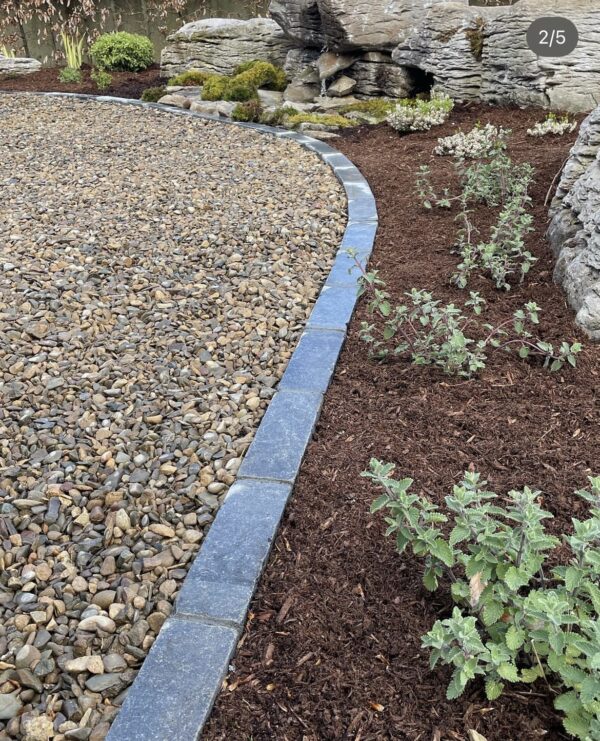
[278,330,345,394]
[325,222,377,286]
[348,194,378,223]
[106,617,238,741]
[306,283,358,331]
[176,479,291,624]
[237,390,322,483]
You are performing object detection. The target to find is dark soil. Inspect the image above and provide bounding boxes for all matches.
[0,64,164,98]
[205,104,599,741]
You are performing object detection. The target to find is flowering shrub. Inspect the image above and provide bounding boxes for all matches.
[356,268,581,376]
[387,93,454,133]
[528,113,577,137]
[365,462,600,741]
[435,123,510,159]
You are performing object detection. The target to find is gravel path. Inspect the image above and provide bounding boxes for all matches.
[0,95,346,740]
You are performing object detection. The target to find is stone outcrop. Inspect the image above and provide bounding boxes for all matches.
[394,0,600,112]
[352,52,416,98]
[0,55,41,76]
[160,18,295,77]
[548,105,600,339]
[270,0,467,53]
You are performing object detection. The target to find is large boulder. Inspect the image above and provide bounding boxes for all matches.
[269,0,467,53]
[160,17,295,77]
[0,56,41,76]
[392,3,496,101]
[548,106,600,340]
[481,0,600,113]
[351,52,416,98]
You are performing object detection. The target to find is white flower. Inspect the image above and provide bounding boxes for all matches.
[387,92,454,133]
[435,123,510,159]
[527,113,577,137]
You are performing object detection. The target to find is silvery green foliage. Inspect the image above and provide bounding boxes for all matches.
[386,93,454,133]
[528,113,578,138]
[365,461,600,740]
[357,270,581,376]
[435,123,510,159]
[417,148,536,291]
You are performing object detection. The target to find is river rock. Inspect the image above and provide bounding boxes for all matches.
[160,17,294,78]
[0,691,21,720]
[548,104,600,339]
[0,55,41,76]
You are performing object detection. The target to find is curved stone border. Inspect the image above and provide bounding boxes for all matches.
[0,91,377,740]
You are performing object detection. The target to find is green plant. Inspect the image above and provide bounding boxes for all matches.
[357,268,581,376]
[435,123,510,159]
[90,32,153,72]
[365,462,600,740]
[222,75,258,102]
[233,60,287,91]
[232,99,264,123]
[286,112,353,129]
[141,86,166,103]
[202,74,229,101]
[387,93,454,133]
[90,68,112,91]
[60,31,84,71]
[58,67,82,84]
[0,45,16,58]
[167,68,211,87]
[339,98,399,121]
[528,112,578,137]
[417,148,537,290]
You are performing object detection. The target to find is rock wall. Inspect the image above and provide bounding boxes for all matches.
[160,18,295,78]
[393,0,600,112]
[548,106,600,340]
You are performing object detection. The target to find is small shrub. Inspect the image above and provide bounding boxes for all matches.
[141,86,165,102]
[365,463,600,741]
[168,68,211,87]
[435,123,510,159]
[232,100,264,123]
[222,76,258,103]
[387,93,454,133]
[528,112,578,137]
[91,68,112,91]
[58,67,82,84]
[90,32,154,72]
[356,269,581,376]
[286,112,353,129]
[202,74,229,101]
[233,60,287,91]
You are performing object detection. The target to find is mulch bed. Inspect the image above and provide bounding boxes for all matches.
[205,104,599,741]
[0,64,164,98]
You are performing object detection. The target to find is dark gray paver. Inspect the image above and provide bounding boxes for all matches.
[278,330,346,394]
[236,389,322,483]
[176,480,291,625]
[306,283,360,331]
[106,617,238,741]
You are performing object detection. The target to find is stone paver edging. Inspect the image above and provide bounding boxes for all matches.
[2,92,377,740]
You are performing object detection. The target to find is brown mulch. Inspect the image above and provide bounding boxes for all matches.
[205,104,599,741]
[0,64,164,98]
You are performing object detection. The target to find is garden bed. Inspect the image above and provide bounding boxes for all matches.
[205,104,598,740]
[0,64,163,97]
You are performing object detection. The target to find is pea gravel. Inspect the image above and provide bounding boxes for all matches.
[0,95,346,740]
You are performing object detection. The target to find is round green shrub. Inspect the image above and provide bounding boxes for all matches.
[222,76,258,102]
[58,67,82,84]
[202,74,228,101]
[91,68,112,91]
[168,69,211,87]
[233,60,287,92]
[141,86,166,103]
[90,32,154,72]
[232,100,264,123]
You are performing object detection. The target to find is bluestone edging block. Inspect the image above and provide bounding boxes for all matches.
[6,93,378,740]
